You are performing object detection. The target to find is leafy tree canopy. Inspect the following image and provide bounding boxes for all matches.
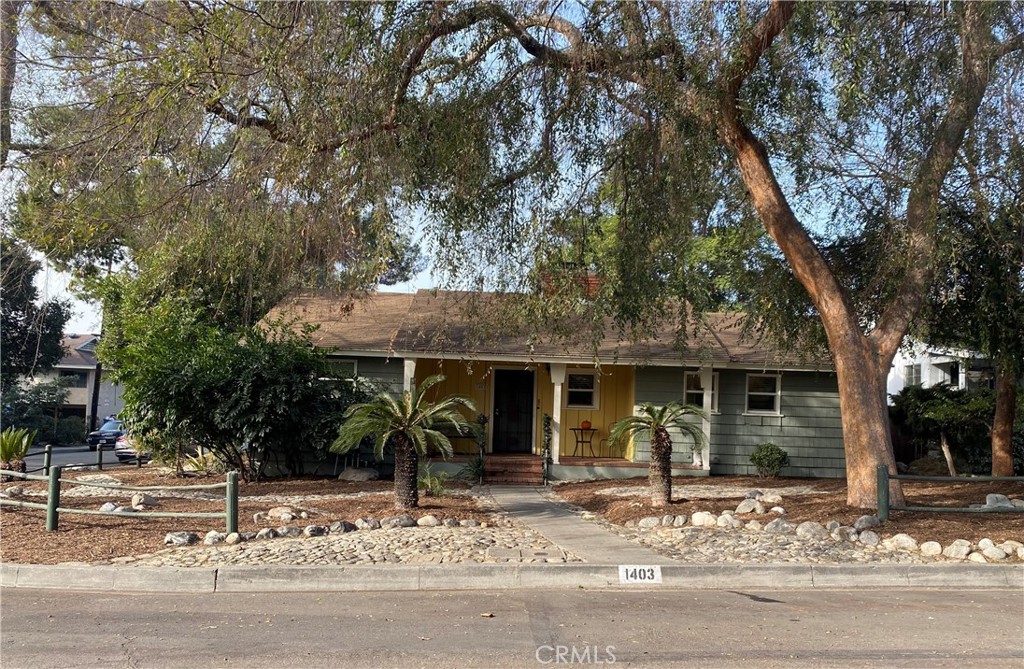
[0,234,70,388]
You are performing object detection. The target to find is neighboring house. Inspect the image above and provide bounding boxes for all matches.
[271,291,845,481]
[35,334,125,431]
[887,341,994,401]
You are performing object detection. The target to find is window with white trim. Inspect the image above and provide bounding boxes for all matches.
[684,372,718,413]
[746,374,781,414]
[904,364,921,387]
[566,371,598,409]
[326,359,358,379]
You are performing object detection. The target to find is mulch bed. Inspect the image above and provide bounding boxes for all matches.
[0,468,489,565]
[554,475,1024,547]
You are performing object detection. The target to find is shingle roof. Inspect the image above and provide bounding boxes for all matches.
[57,334,99,369]
[269,290,830,370]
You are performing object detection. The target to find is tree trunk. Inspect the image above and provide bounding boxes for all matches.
[939,432,958,477]
[991,362,1017,477]
[648,427,672,508]
[393,435,419,510]
[830,336,907,509]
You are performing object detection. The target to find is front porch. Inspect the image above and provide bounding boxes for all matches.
[409,356,714,479]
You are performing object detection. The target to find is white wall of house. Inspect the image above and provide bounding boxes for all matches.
[887,341,982,401]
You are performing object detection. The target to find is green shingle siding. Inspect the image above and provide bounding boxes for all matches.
[635,367,846,478]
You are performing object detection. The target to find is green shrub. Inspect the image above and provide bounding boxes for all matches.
[54,416,86,445]
[0,427,35,462]
[750,442,790,478]
[418,462,450,497]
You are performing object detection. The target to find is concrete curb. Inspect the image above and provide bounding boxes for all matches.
[3,561,1021,593]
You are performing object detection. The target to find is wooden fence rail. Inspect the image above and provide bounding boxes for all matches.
[876,465,1024,521]
[0,466,238,533]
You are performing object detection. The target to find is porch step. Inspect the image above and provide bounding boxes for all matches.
[483,456,545,485]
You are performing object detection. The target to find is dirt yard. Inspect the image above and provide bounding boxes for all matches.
[554,475,1024,547]
[0,468,490,565]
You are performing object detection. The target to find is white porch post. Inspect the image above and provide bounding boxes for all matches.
[550,364,566,465]
[699,367,713,471]
[403,359,417,393]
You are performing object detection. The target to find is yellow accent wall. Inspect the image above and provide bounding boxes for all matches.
[414,359,635,459]
[557,365,635,459]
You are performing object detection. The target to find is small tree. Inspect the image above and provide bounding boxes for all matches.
[332,375,475,510]
[609,402,706,508]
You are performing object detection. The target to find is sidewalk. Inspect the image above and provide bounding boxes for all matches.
[488,485,665,563]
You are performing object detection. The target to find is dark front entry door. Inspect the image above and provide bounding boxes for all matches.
[492,369,534,453]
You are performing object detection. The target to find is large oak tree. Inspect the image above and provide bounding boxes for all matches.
[3,1,1022,506]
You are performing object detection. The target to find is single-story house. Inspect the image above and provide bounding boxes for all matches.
[887,341,994,400]
[269,290,844,482]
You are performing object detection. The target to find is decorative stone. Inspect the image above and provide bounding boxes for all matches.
[338,467,379,482]
[661,515,676,526]
[942,540,971,560]
[303,525,328,537]
[252,512,268,524]
[690,511,717,527]
[255,528,278,540]
[417,515,441,527]
[890,533,918,551]
[268,506,301,521]
[795,521,829,540]
[858,530,880,546]
[967,552,987,563]
[984,494,1014,509]
[329,520,357,534]
[380,515,416,529]
[112,506,137,513]
[5,486,24,496]
[757,493,783,505]
[763,518,796,534]
[735,499,765,514]
[982,546,1008,561]
[999,540,1023,553]
[355,517,380,530]
[745,520,763,531]
[459,519,481,527]
[745,490,763,499]
[442,519,460,528]
[204,531,226,545]
[1017,546,1024,560]
[831,526,858,542]
[164,532,199,546]
[300,512,309,519]
[769,506,785,515]
[825,520,841,531]
[99,502,118,513]
[919,541,942,557]
[131,493,158,508]
[225,532,243,545]
[638,516,662,529]
[977,538,995,550]
[853,515,881,531]
[1012,499,1024,509]
[672,515,688,527]
[277,526,302,537]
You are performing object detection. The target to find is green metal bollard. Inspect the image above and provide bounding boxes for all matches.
[225,471,239,534]
[96,443,103,470]
[876,464,890,522]
[46,466,61,531]
[43,444,52,475]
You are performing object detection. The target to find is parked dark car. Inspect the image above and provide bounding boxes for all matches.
[86,419,124,451]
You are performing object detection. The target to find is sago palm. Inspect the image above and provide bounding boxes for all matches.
[332,375,475,510]
[609,402,706,508]
[0,427,36,483]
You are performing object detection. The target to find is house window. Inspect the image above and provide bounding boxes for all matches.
[59,370,89,388]
[746,374,781,414]
[684,372,719,413]
[566,371,598,409]
[904,364,921,387]
[329,359,358,378]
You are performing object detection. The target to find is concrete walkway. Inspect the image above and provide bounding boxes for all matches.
[488,485,666,563]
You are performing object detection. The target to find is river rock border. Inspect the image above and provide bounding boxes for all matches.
[552,488,1024,564]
